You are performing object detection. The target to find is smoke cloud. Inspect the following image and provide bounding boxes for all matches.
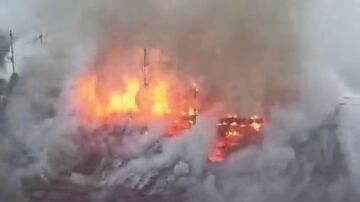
[0,0,359,202]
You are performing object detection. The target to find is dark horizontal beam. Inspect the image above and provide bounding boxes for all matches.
[343,96,360,99]
[338,103,360,106]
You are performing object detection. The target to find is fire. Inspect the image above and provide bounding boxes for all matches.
[73,71,185,124]
[226,130,240,137]
[72,47,202,125]
[152,82,170,116]
[250,115,263,132]
[72,46,266,163]
[75,73,103,120]
[250,122,262,132]
[208,115,264,163]
[113,79,140,113]
[165,106,198,137]
[209,142,226,163]
[74,73,141,123]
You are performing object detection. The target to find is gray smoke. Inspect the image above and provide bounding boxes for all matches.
[0,0,359,202]
[303,0,360,199]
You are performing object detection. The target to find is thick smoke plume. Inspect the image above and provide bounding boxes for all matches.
[0,0,359,202]
[2,0,306,114]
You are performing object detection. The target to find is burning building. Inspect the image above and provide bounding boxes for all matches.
[69,47,266,164]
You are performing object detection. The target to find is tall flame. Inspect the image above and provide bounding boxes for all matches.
[73,71,188,124]
[74,73,141,123]
[108,79,140,114]
[152,82,170,116]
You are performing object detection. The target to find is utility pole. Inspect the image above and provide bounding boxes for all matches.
[143,48,148,87]
[190,82,200,123]
[192,82,199,102]
[9,30,15,73]
[7,30,19,95]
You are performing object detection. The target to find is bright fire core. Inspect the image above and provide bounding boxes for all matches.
[74,72,176,124]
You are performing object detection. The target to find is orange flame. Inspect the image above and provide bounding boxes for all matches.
[111,79,140,113]
[72,47,201,125]
[73,70,191,124]
[250,115,263,132]
[74,73,141,123]
[208,115,264,163]
[151,82,170,116]
[250,122,262,132]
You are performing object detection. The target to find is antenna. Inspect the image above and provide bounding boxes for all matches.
[9,30,15,73]
[143,48,148,87]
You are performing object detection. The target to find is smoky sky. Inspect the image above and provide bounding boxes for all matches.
[0,33,8,68]
[1,0,309,115]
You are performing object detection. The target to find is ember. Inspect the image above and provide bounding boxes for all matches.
[166,106,198,137]
[209,115,264,162]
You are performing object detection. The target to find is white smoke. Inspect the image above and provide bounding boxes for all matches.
[0,0,360,202]
[303,1,360,199]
